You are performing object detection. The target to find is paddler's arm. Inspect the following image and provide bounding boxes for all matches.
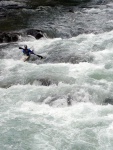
[29,49,34,54]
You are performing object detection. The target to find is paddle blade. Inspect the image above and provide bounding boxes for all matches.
[39,56,43,59]
[19,47,23,49]
[36,54,43,59]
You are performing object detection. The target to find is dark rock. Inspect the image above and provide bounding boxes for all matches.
[0,32,19,43]
[39,78,52,86]
[0,33,3,42]
[3,33,11,42]
[67,95,72,106]
[0,37,3,43]
[104,98,113,105]
[26,29,44,39]
[11,34,19,42]
[68,9,74,13]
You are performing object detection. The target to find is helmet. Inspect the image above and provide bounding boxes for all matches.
[24,45,27,49]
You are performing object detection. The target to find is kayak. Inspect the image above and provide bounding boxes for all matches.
[21,55,29,62]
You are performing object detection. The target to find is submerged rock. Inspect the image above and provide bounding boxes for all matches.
[39,78,52,86]
[104,98,113,105]
[67,94,72,106]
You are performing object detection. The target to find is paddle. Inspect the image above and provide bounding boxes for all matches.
[19,47,43,59]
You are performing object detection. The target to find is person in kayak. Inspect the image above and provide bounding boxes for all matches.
[23,45,34,56]
[22,45,34,61]
[19,45,43,61]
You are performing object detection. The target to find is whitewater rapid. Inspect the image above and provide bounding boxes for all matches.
[1,30,113,149]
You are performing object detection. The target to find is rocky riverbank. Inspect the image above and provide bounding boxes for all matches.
[0,29,44,43]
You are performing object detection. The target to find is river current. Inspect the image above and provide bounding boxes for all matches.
[0,1,113,150]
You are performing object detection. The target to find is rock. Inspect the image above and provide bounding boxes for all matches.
[0,37,3,43]
[26,29,44,39]
[39,78,52,86]
[104,98,113,105]
[0,32,19,43]
[3,33,11,42]
[67,94,72,106]
[11,34,19,42]
[68,9,74,13]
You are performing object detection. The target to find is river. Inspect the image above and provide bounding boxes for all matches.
[0,0,113,150]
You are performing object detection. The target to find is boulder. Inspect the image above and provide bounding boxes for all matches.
[26,29,44,39]
[0,37,3,43]
[11,34,19,42]
[0,32,19,43]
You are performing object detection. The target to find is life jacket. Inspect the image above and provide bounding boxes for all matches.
[23,49,33,56]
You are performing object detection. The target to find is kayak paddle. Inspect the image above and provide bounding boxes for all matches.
[19,47,43,59]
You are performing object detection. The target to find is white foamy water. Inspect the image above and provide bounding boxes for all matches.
[1,30,113,150]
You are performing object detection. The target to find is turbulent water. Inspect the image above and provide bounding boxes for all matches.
[1,1,113,150]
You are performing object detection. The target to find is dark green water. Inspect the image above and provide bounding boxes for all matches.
[0,0,90,32]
